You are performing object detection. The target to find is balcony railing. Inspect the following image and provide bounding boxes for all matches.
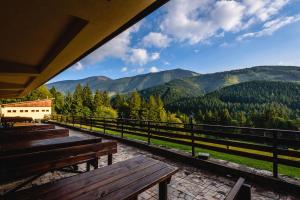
[50,114,300,178]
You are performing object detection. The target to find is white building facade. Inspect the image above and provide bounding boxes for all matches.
[0,99,52,120]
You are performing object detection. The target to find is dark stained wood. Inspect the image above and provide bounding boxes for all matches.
[225,177,251,200]
[0,60,39,76]
[0,128,69,143]
[0,136,102,155]
[0,124,55,133]
[1,116,32,124]
[0,138,117,183]
[4,156,178,200]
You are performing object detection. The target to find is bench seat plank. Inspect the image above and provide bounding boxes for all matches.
[4,156,178,200]
[0,139,117,183]
[0,128,69,143]
[0,136,102,155]
[0,124,55,133]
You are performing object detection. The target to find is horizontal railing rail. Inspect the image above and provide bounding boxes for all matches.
[50,114,300,178]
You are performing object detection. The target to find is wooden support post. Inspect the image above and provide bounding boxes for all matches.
[190,117,195,157]
[147,121,151,145]
[90,116,93,131]
[103,118,106,134]
[159,181,168,200]
[273,132,278,178]
[80,116,82,128]
[238,184,251,200]
[91,158,99,169]
[121,118,124,138]
[86,161,91,172]
[108,154,113,165]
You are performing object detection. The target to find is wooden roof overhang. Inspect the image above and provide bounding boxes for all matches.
[0,0,169,98]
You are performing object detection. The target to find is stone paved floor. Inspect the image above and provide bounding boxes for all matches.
[1,127,299,199]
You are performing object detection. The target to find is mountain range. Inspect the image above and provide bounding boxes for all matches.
[48,66,300,101]
[139,66,300,104]
[47,68,198,94]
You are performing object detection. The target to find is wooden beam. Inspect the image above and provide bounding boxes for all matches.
[0,82,25,90]
[0,60,39,76]
[19,16,88,97]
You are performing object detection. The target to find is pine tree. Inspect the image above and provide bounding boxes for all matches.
[129,91,141,119]
[148,95,158,121]
[63,92,73,114]
[50,87,64,114]
[102,91,110,107]
[157,97,167,121]
[71,84,83,115]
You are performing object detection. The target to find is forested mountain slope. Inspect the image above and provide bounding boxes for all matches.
[47,68,198,94]
[140,66,300,102]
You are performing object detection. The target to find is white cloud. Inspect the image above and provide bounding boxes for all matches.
[121,67,128,72]
[79,22,158,67]
[72,62,84,71]
[149,66,159,73]
[159,0,290,44]
[128,49,160,66]
[160,0,245,44]
[237,15,300,41]
[142,32,171,48]
[243,0,290,21]
[150,52,160,60]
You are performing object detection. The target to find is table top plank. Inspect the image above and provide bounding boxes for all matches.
[0,136,102,155]
[5,156,178,200]
[11,156,148,200]
[0,124,55,133]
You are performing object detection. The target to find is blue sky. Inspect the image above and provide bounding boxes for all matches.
[50,0,300,83]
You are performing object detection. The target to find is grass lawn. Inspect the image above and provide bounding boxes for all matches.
[60,121,300,179]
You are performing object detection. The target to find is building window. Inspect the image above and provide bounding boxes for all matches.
[31,110,35,112]
[7,110,11,113]
[42,110,45,112]
[25,110,28,112]
[13,110,16,113]
[20,110,23,112]
[36,110,39,112]
[46,110,49,112]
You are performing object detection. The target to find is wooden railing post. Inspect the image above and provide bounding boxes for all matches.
[80,116,82,128]
[121,117,124,138]
[273,131,278,178]
[90,115,93,131]
[147,120,151,145]
[190,116,195,157]
[103,118,106,134]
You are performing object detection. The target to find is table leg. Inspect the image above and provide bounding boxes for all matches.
[108,154,112,165]
[159,181,168,200]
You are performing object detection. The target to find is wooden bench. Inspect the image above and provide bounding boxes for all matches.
[2,156,178,200]
[225,177,251,200]
[0,137,117,184]
[0,124,55,133]
[1,117,33,127]
[0,128,69,143]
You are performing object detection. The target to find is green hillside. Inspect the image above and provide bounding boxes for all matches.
[167,81,300,129]
[140,66,300,102]
[47,68,198,94]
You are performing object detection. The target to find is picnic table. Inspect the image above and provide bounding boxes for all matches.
[0,128,69,143]
[1,117,33,128]
[0,124,55,133]
[2,156,178,200]
[0,136,117,184]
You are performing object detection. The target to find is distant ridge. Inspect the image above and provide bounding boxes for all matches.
[139,66,300,104]
[47,68,199,94]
